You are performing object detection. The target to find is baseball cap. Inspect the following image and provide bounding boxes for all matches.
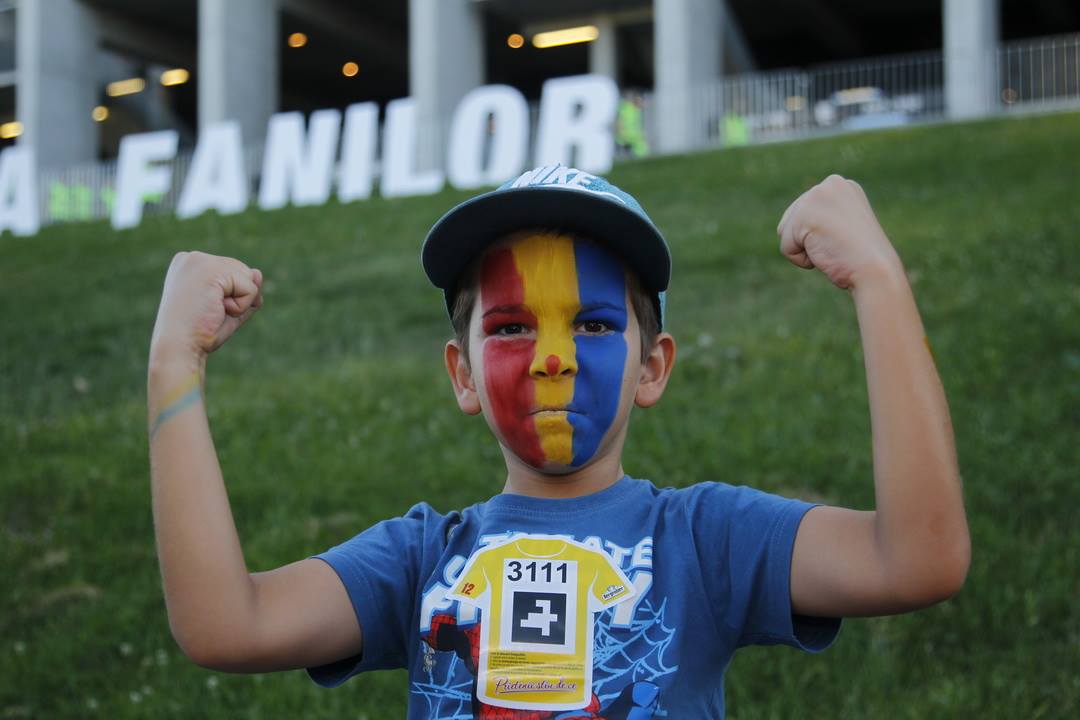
[421,164,670,327]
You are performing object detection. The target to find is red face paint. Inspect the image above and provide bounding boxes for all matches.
[545,354,560,377]
[479,247,545,467]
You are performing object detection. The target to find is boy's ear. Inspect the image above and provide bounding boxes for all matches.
[635,333,676,408]
[445,340,482,415]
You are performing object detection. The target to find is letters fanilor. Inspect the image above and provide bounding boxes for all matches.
[0,75,617,237]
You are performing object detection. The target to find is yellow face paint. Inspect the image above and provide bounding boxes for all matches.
[511,233,579,465]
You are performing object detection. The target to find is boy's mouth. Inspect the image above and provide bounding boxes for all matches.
[530,406,579,416]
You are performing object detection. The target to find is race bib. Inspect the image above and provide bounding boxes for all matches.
[447,535,635,711]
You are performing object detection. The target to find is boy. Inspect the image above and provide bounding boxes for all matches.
[148,166,969,718]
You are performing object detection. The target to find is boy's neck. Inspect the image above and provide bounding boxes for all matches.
[501,450,626,499]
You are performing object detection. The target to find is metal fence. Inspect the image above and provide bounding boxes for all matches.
[999,33,1080,110]
[38,146,264,229]
[635,50,946,153]
[34,32,1080,229]
[637,32,1080,154]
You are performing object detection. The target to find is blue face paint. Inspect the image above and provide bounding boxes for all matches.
[569,242,628,466]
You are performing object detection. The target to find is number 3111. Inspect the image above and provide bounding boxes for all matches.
[507,561,567,583]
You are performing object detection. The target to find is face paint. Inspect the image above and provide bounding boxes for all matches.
[480,246,545,468]
[479,233,628,469]
[567,241,628,465]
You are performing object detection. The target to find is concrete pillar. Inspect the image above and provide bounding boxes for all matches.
[409,0,483,169]
[944,0,999,119]
[654,0,723,154]
[590,15,618,82]
[198,0,278,148]
[16,0,100,169]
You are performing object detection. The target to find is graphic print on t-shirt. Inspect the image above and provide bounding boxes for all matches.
[446,534,636,711]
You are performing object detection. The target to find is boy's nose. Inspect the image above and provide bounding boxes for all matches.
[545,355,560,376]
[531,322,577,378]
[530,352,577,378]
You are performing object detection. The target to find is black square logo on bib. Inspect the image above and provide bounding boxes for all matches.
[510,591,567,645]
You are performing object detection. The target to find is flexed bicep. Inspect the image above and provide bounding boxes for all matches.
[790,505,963,618]
[187,558,363,673]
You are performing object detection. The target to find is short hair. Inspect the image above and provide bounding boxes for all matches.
[449,234,660,368]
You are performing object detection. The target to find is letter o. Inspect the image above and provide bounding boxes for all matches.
[447,85,528,190]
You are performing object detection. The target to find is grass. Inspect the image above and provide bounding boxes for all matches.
[2,112,1078,718]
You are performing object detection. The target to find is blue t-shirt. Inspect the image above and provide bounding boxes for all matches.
[309,476,840,718]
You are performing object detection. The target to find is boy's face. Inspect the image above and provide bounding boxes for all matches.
[463,231,640,472]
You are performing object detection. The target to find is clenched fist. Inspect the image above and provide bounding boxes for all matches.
[149,251,264,361]
[777,175,903,290]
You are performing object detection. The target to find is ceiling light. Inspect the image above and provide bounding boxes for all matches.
[532,25,599,49]
[288,32,307,48]
[106,78,146,97]
[92,106,109,122]
[507,33,524,49]
[342,61,359,77]
[0,121,22,139]
[160,68,189,87]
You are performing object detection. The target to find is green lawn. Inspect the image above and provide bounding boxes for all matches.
[2,112,1077,719]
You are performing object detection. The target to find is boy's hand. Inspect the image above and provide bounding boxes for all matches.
[150,251,263,361]
[776,175,902,289]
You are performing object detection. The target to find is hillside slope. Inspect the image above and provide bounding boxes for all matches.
[1,112,1077,718]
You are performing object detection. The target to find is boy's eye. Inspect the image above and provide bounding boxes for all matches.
[578,320,611,334]
[482,309,536,337]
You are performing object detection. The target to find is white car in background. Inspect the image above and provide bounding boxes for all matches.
[814,86,924,129]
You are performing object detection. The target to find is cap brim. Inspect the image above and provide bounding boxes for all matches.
[422,186,670,294]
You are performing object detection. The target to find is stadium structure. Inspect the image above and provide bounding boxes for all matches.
[0,0,1077,233]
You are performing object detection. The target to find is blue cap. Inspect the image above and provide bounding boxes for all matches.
[422,164,670,327]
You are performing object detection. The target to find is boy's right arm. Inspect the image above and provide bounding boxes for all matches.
[148,251,361,672]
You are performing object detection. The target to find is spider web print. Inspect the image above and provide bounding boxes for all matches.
[412,643,475,720]
[410,598,678,718]
[591,597,678,706]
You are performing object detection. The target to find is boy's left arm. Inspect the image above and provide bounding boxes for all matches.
[777,175,970,618]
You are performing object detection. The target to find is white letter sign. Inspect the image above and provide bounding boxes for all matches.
[16,75,631,236]
[177,120,248,219]
[535,75,618,173]
[447,85,528,190]
[112,130,179,230]
[0,146,40,236]
[258,109,342,210]
[338,102,378,203]
[381,97,444,198]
